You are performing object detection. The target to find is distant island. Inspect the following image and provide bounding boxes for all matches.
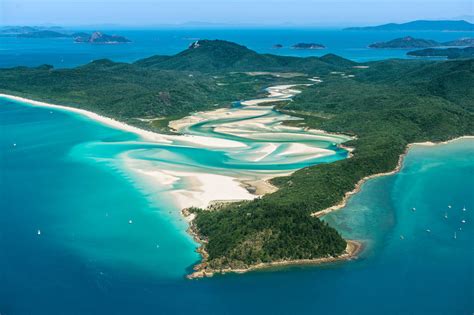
[17,30,69,38]
[0,26,131,44]
[369,36,474,49]
[291,43,326,50]
[74,32,131,44]
[0,25,63,35]
[344,19,474,31]
[408,46,474,59]
[273,44,284,49]
[369,36,441,49]
[443,38,474,46]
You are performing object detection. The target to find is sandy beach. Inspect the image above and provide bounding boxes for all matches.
[1,84,348,215]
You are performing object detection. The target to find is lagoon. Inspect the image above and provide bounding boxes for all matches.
[1,88,473,313]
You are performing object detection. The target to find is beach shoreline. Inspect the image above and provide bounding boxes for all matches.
[0,89,360,280]
[3,93,471,280]
[312,136,474,219]
[0,93,170,143]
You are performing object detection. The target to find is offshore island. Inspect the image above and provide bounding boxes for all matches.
[0,39,472,278]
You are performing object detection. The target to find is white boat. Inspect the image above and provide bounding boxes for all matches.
[37,230,41,235]
[400,235,404,240]
[412,207,416,211]
[448,205,452,209]
[444,212,448,219]
[128,220,133,224]
[426,229,431,233]
[462,206,466,211]
[454,232,457,239]
[461,219,466,224]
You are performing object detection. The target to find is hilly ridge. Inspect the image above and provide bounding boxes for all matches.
[134,39,354,73]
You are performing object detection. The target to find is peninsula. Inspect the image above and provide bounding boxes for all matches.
[0,40,472,277]
[407,46,474,59]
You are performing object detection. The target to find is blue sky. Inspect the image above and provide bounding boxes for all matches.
[1,0,471,26]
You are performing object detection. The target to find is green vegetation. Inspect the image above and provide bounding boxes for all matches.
[369,36,440,49]
[191,58,473,272]
[1,39,472,273]
[408,47,474,59]
[0,60,296,132]
[134,40,346,73]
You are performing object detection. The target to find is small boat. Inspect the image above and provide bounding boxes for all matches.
[13,143,17,147]
[461,219,466,224]
[426,229,431,233]
[454,232,457,239]
[412,207,416,212]
[444,212,448,219]
[128,220,133,224]
[37,230,41,235]
[400,235,404,240]
[462,206,466,212]
[448,205,452,209]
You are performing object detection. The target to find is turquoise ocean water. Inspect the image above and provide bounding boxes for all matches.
[1,96,473,314]
[0,29,473,314]
[1,28,473,68]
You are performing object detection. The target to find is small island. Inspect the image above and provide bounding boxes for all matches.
[369,36,440,49]
[0,26,131,44]
[443,38,474,46]
[17,30,69,38]
[74,32,131,44]
[291,43,326,50]
[273,44,284,49]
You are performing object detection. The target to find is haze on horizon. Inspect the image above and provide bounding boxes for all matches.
[0,0,471,27]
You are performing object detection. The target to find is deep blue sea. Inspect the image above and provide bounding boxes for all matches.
[1,28,473,314]
[1,28,473,68]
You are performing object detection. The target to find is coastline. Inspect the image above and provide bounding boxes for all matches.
[4,93,472,280]
[185,214,362,279]
[312,136,474,218]
[0,93,170,143]
[0,91,360,280]
[186,135,473,279]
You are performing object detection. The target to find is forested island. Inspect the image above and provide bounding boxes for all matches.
[74,32,131,44]
[0,40,472,276]
[344,19,474,31]
[369,36,474,49]
[0,26,130,43]
[291,43,326,49]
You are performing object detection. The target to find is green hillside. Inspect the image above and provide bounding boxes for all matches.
[0,40,472,275]
[191,57,474,273]
[135,39,348,73]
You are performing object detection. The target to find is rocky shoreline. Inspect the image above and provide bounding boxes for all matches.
[183,209,362,279]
